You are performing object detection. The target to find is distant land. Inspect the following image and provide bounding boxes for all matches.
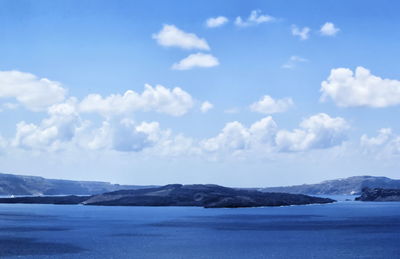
[259,176,400,195]
[0,172,155,196]
[0,184,334,208]
[1,172,400,196]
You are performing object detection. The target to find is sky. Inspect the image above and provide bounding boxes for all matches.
[0,0,400,187]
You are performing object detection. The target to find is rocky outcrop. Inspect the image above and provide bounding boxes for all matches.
[355,188,400,201]
[83,184,335,208]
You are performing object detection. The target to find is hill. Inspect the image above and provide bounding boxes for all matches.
[259,176,400,195]
[0,172,155,196]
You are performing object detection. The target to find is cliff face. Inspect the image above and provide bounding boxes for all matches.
[355,188,400,201]
[259,176,400,195]
[83,184,335,208]
[0,173,155,196]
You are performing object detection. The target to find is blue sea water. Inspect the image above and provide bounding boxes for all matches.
[0,199,399,258]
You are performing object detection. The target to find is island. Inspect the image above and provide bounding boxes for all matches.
[0,172,155,196]
[0,184,335,208]
[355,188,400,201]
[258,176,400,195]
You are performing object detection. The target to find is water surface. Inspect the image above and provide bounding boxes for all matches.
[0,199,399,258]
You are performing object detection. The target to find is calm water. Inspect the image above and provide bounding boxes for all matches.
[0,199,399,258]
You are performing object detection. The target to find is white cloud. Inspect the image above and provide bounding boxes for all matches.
[12,98,82,151]
[201,121,251,152]
[320,22,340,36]
[152,24,210,50]
[82,120,157,152]
[276,113,349,152]
[250,95,293,114]
[172,53,219,70]
[110,119,153,152]
[235,10,275,27]
[85,119,198,156]
[137,122,199,157]
[361,128,400,155]
[0,70,67,111]
[206,16,228,28]
[282,56,308,69]
[79,84,194,117]
[201,117,278,153]
[361,128,393,147]
[320,66,400,107]
[291,25,310,40]
[200,101,213,113]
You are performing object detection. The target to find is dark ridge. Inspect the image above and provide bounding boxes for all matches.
[82,184,335,208]
[355,188,400,201]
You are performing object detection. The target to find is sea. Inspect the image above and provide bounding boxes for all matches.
[0,196,399,258]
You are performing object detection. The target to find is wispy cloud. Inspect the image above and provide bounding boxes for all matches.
[282,56,308,69]
[200,101,214,113]
[206,16,228,28]
[235,10,275,27]
[291,25,310,40]
[172,53,219,70]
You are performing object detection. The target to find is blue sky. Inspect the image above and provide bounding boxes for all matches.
[0,0,399,187]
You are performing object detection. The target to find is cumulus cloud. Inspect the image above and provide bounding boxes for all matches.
[206,16,228,28]
[79,84,194,117]
[361,128,400,155]
[250,95,293,114]
[291,25,310,40]
[201,116,278,153]
[74,119,156,152]
[276,113,349,152]
[172,53,219,70]
[200,101,213,113]
[12,98,82,151]
[85,119,198,156]
[202,121,250,152]
[202,113,348,154]
[152,24,210,50]
[320,66,400,107]
[0,70,67,111]
[136,122,199,157]
[112,119,152,152]
[320,22,340,36]
[235,10,275,27]
[282,56,308,69]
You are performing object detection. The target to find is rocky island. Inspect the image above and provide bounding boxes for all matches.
[83,184,334,208]
[355,188,400,201]
[0,184,335,208]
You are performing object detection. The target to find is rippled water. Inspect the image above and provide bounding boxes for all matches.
[0,199,399,258]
